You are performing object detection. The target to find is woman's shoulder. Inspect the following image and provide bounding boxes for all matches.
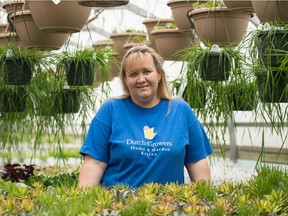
[101,97,126,106]
[170,97,195,114]
[171,97,190,107]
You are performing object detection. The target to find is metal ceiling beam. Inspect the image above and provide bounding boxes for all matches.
[80,3,159,37]
[125,2,158,18]
[82,25,111,38]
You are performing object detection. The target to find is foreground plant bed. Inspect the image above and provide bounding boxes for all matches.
[0,165,287,215]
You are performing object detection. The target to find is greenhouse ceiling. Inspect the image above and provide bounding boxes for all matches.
[0,0,172,49]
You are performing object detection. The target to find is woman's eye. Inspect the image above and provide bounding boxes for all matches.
[129,72,138,77]
[144,70,151,75]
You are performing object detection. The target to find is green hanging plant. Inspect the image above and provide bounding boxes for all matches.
[0,44,45,85]
[58,47,115,87]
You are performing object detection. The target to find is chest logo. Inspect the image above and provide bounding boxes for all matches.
[143,126,156,139]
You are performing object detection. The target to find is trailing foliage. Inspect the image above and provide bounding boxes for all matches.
[0,45,114,162]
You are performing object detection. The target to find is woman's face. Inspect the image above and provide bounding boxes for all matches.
[124,53,161,108]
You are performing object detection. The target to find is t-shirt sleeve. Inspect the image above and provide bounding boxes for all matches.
[183,103,213,164]
[79,100,113,164]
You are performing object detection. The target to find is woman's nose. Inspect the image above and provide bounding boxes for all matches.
[137,73,146,82]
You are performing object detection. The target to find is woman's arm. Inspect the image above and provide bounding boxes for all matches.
[78,155,107,188]
[185,158,211,184]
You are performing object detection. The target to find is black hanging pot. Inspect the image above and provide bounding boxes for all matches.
[3,57,33,85]
[256,70,288,103]
[0,86,27,112]
[64,60,95,86]
[226,84,257,111]
[200,51,231,81]
[182,84,207,109]
[257,29,288,68]
[52,88,81,114]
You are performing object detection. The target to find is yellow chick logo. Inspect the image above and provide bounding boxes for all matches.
[143,126,156,139]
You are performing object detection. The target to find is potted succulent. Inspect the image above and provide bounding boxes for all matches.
[151,22,193,61]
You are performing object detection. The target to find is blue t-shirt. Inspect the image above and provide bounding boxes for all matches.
[80,97,212,188]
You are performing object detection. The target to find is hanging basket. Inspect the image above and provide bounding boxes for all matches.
[151,28,192,61]
[3,57,32,85]
[52,89,81,114]
[110,32,147,58]
[251,0,288,24]
[223,0,254,11]
[37,88,81,115]
[226,82,257,111]
[77,0,129,7]
[8,10,69,49]
[26,0,92,33]
[257,29,288,68]
[256,70,288,103]
[167,0,209,31]
[182,84,207,109]
[64,61,95,86]
[200,51,231,81]
[142,18,174,49]
[93,40,114,50]
[1,0,25,13]
[188,7,251,46]
[94,45,121,83]
[0,86,27,113]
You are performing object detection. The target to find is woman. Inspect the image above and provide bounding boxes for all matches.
[78,45,212,188]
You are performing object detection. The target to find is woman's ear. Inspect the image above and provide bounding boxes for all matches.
[158,72,162,82]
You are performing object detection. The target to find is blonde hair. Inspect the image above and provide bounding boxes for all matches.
[119,44,172,100]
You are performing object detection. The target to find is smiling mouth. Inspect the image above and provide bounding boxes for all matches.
[137,85,149,89]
